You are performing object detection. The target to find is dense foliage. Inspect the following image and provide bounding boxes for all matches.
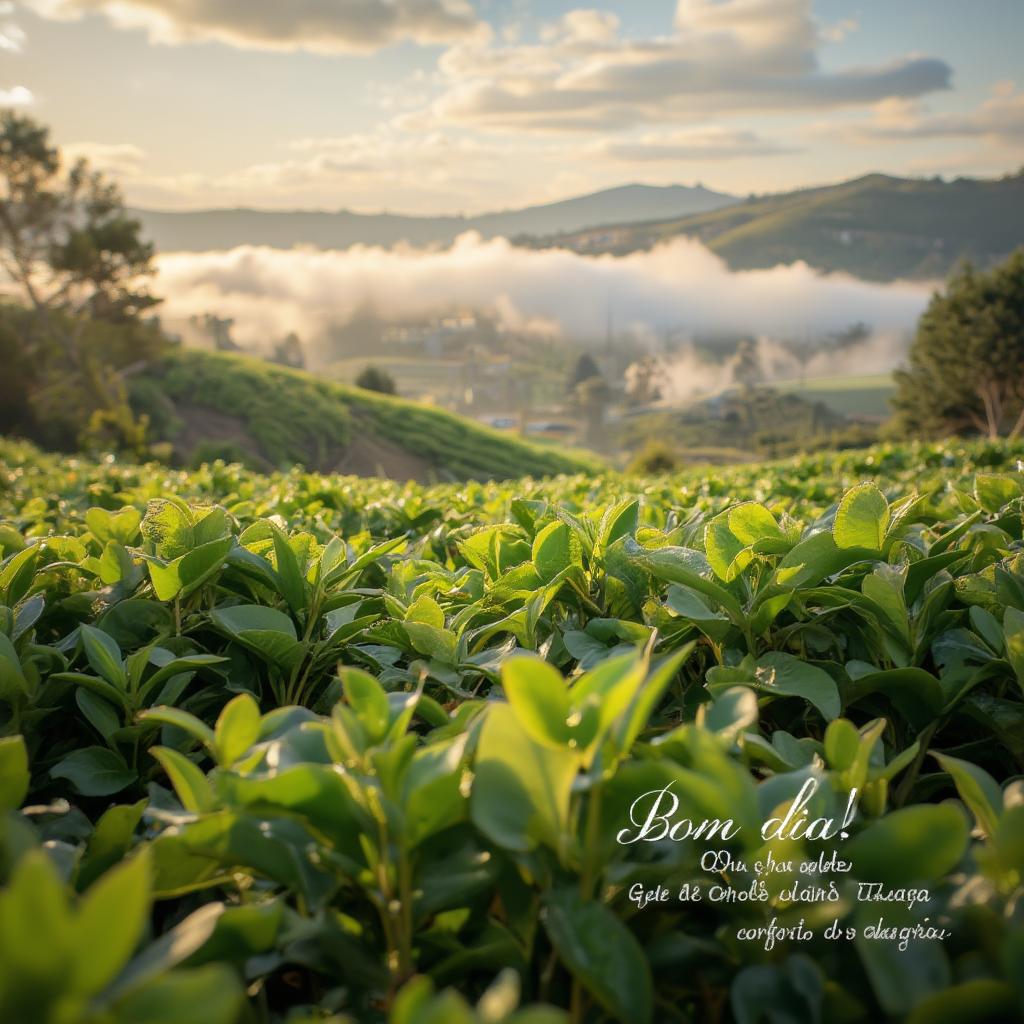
[132,350,600,479]
[1,436,1023,1023]
[355,366,398,396]
[617,386,865,461]
[894,251,1024,440]
[0,114,164,453]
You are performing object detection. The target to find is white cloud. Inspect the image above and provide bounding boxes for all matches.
[22,0,485,54]
[822,17,858,43]
[153,233,931,350]
[672,0,817,65]
[112,128,538,212]
[857,81,1024,144]
[0,12,25,51]
[595,127,796,161]
[0,85,32,106]
[540,9,620,45]
[63,141,146,174]
[427,0,950,134]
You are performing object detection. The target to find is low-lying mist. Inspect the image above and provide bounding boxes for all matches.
[652,331,911,402]
[155,233,933,375]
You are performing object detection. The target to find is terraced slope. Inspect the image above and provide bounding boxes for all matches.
[131,349,601,480]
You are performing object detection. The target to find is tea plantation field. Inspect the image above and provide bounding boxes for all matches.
[1,436,1023,1023]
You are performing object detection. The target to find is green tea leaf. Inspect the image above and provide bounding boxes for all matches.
[834,483,889,550]
[272,527,307,616]
[544,887,652,1024]
[71,848,151,996]
[1003,606,1024,693]
[501,655,573,749]
[211,603,297,639]
[751,652,840,721]
[151,747,215,813]
[214,693,261,766]
[148,536,233,602]
[532,521,573,583]
[975,473,1023,512]
[471,703,579,854]
[0,734,28,811]
[847,804,969,884]
[79,624,126,690]
[931,751,1002,839]
[0,545,38,606]
[78,800,148,889]
[341,667,391,744]
[85,506,141,546]
[405,594,446,629]
[666,584,731,641]
[704,510,751,583]
[140,498,194,559]
[824,718,860,771]
[140,706,216,752]
[728,502,782,545]
[51,746,135,797]
[110,965,244,1024]
[76,688,121,740]
[105,903,226,1001]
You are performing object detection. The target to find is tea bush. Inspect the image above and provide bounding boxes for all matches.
[132,350,602,478]
[0,436,1022,1022]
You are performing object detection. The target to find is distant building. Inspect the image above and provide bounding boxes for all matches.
[382,315,480,357]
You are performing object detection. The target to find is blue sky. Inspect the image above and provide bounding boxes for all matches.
[3,0,1022,212]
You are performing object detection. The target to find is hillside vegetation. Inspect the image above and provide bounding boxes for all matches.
[534,171,1024,281]
[131,183,734,252]
[775,373,897,419]
[1,435,1023,1022]
[130,349,599,480]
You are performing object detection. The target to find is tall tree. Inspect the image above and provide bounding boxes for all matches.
[190,313,239,352]
[271,332,305,369]
[893,251,1024,438]
[568,352,602,392]
[731,338,762,390]
[0,114,158,329]
[0,113,163,451]
[573,374,611,451]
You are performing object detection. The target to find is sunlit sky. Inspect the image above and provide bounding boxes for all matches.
[4,0,1023,213]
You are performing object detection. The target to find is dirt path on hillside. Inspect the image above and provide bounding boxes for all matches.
[172,404,437,480]
[331,423,436,481]
[172,405,275,471]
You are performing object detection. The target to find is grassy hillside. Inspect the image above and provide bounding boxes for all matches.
[534,171,1024,280]
[130,349,600,480]
[774,372,896,419]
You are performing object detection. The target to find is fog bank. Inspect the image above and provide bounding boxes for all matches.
[155,233,932,355]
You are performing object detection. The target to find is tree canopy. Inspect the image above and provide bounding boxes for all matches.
[0,113,157,325]
[355,365,397,395]
[893,250,1024,438]
[0,113,164,452]
[568,352,602,392]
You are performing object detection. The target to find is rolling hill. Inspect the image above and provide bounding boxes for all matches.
[528,171,1024,281]
[131,183,735,252]
[130,349,600,480]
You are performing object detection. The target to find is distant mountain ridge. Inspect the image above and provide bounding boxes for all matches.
[528,171,1024,281]
[131,183,736,252]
